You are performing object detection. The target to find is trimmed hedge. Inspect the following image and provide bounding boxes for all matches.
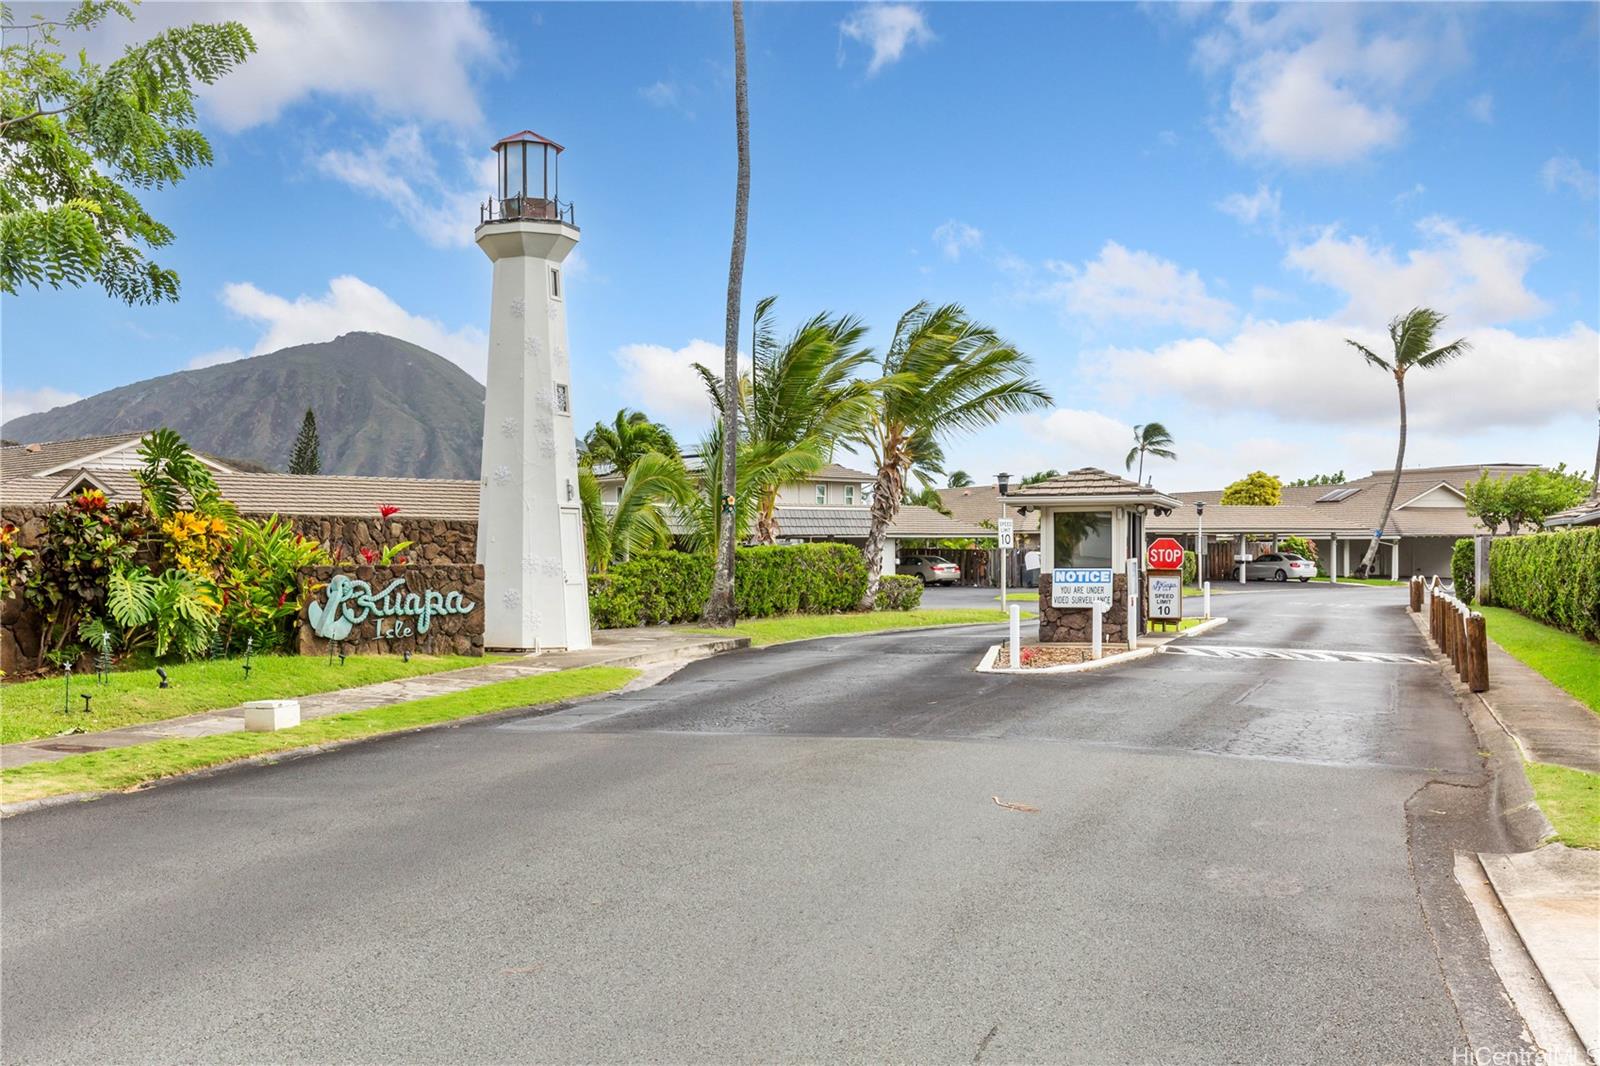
[1182,550,1198,587]
[874,574,923,611]
[588,543,871,629]
[1452,538,1475,604]
[1487,527,1600,639]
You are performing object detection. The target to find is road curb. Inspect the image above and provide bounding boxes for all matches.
[975,619,1229,675]
[0,641,744,820]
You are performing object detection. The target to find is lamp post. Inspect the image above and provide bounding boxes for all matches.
[1195,500,1206,585]
[996,472,1011,606]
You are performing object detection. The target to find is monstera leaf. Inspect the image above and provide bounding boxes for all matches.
[307,598,354,641]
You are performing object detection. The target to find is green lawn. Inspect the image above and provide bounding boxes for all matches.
[691,608,1013,647]
[995,592,1037,603]
[0,666,637,806]
[1148,617,1209,633]
[1525,763,1600,850]
[1476,606,1600,715]
[1,653,499,745]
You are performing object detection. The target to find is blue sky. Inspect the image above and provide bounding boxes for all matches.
[3,1,1597,490]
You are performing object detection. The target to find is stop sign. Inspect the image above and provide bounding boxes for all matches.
[1147,537,1185,571]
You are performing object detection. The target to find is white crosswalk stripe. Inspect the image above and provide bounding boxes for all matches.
[1158,644,1433,666]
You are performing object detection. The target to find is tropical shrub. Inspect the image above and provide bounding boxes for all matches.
[0,522,32,589]
[135,428,230,518]
[874,574,923,611]
[215,515,331,652]
[1279,535,1318,561]
[1487,528,1600,639]
[1451,539,1475,604]
[17,490,146,666]
[106,565,219,659]
[161,510,230,575]
[1182,550,1197,587]
[588,544,871,628]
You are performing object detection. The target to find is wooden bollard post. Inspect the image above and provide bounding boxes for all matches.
[1466,613,1489,692]
[1409,576,1422,613]
[1456,605,1470,680]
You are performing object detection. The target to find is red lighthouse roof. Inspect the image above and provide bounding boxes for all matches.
[490,129,564,153]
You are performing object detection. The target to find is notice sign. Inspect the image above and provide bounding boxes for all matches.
[1148,574,1182,620]
[1051,567,1113,608]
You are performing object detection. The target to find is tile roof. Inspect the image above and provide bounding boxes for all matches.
[0,433,147,478]
[1005,467,1177,504]
[815,462,875,482]
[936,485,1042,533]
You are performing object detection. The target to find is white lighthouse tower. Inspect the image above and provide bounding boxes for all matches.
[474,129,590,651]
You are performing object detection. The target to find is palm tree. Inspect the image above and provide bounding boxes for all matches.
[678,422,823,554]
[700,296,876,543]
[578,451,691,572]
[1347,307,1471,574]
[580,409,678,477]
[905,485,951,515]
[1021,468,1060,485]
[854,301,1052,604]
[946,470,973,488]
[704,0,750,626]
[1125,422,1177,483]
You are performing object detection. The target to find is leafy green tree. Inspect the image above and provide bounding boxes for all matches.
[704,0,750,626]
[853,301,1051,604]
[579,409,678,478]
[1124,422,1177,483]
[1290,470,1346,487]
[1278,535,1318,561]
[1347,308,1471,574]
[288,409,321,475]
[1220,470,1283,506]
[1466,465,1589,534]
[1,1,255,303]
[698,297,876,543]
[946,470,973,488]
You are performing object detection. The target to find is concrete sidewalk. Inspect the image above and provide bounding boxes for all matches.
[1477,639,1600,775]
[1,628,744,770]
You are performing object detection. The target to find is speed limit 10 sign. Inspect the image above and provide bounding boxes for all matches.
[1146,537,1185,571]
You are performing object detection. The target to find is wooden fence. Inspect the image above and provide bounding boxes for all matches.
[1412,576,1487,692]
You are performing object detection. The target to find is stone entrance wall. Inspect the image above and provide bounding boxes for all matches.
[1036,572,1141,644]
[297,564,485,658]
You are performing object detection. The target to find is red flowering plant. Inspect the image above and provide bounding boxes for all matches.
[1019,647,1038,666]
[372,504,412,565]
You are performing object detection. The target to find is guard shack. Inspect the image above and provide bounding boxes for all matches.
[1002,468,1178,646]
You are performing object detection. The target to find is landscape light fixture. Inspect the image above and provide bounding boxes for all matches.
[156,667,170,689]
[996,472,1011,497]
[81,693,93,714]
[62,663,72,713]
[243,636,254,681]
[402,650,411,663]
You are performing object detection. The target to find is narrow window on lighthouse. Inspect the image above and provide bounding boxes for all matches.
[555,383,570,414]
[549,267,561,299]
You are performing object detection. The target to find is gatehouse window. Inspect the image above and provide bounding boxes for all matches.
[1052,511,1112,568]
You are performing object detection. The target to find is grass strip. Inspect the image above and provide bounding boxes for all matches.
[2,653,500,745]
[1309,576,1407,587]
[1476,606,1600,715]
[1525,763,1600,850]
[1,666,637,805]
[691,608,1013,647]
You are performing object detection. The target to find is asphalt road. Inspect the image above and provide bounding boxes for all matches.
[2,583,1527,1063]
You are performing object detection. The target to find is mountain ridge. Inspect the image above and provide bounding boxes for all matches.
[3,333,486,478]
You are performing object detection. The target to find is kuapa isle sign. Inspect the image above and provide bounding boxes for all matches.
[309,573,478,642]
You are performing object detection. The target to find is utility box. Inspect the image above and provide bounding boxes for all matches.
[243,700,301,732]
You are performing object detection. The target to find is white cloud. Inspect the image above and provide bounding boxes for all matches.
[1014,409,1137,475]
[1194,6,1462,165]
[612,340,748,431]
[1216,184,1282,227]
[1466,92,1494,123]
[1034,242,1235,333]
[839,4,934,75]
[1541,156,1599,199]
[1093,317,1597,432]
[639,80,694,118]
[210,276,488,380]
[314,125,494,249]
[1286,216,1547,326]
[2,386,83,424]
[932,220,982,261]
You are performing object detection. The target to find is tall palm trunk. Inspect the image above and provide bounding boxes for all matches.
[860,460,904,609]
[703,0,748,625]
[1360,372,1407,575]
[1136,450,1145,484]
[755,486,779,545]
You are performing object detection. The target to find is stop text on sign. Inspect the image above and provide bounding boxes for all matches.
[1147,537,1185,571]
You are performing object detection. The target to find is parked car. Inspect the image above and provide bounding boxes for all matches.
[897,554,962,586]
[1236,552,1318,582]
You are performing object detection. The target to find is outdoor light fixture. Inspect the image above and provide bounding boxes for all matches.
[81,694,93,714]
[996,472,1011,497]
[156,667,169,689]
[402,650,411,663]
[62,663,72,713]
[1195,500,1206,516]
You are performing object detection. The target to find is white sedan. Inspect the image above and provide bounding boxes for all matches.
[1237,552,1319,582]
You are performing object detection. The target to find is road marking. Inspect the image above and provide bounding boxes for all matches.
[1158,644,1433,665]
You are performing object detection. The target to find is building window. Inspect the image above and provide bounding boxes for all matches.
[815,484,828,505]
[845,485,855,506]
[549,267,561,298]
[1052,511,1113,568]
[555,383,569,414]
